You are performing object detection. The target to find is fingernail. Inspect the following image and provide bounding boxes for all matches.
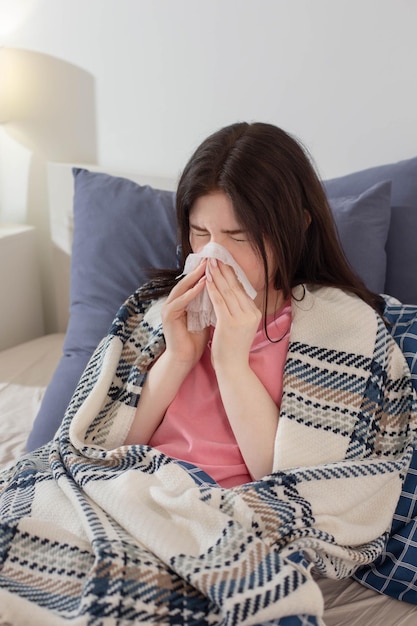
[210,257,217,267]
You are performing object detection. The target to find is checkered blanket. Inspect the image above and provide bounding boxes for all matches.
[0,285,416,625]
[354,299,417,602]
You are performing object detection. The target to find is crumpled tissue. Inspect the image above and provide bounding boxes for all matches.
[183,242,257,331]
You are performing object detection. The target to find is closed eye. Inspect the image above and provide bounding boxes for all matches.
[190,224,248,242]
[190,225,209,236]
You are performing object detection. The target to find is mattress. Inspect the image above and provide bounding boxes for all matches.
[0,333,65,470]
[318,576,417,625]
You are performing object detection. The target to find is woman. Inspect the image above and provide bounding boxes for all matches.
[0,122,415,625]
[124,121,389,487]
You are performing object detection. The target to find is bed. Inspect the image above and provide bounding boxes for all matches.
[0,157,416,625]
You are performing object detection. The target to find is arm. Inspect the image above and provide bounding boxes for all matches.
[124,350,193,445]
[215,360,280,480]
[124,262,210,444]
[206,259,282,480]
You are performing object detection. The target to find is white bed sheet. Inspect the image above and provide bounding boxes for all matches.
[318,576,417,625]
[0,333,65,469]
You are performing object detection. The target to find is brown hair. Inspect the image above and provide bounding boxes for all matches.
[143,121,384,315]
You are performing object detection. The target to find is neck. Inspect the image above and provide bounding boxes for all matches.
[256,288,285,315]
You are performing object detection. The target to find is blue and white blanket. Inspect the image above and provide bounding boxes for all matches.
[354,299,417,602]
[0,285,416,625]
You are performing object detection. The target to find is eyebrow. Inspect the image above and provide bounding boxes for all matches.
[189,223,247,235]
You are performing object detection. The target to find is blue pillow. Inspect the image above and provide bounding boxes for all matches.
[26,169,178,450]
[324,155,417,305]
[354,301,417,603]
[328,181,392,294]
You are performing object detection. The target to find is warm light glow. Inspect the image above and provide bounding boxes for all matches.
[0,47,37,124]
[0,46,22,123]
[0,47,98,162]
[0,47,10,123]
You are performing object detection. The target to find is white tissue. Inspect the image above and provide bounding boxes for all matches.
[183,242,257,331]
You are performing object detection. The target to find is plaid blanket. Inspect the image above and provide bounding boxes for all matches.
[354,299,417,602]
[0,285,416,625]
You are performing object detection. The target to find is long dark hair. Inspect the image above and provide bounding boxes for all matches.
[142,121,384,315]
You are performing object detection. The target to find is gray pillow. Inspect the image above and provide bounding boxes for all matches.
[329,181,392,293]
[324,156,417,304]
[26,168,178,451]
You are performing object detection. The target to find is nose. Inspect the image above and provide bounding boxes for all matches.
[195,236,227,253]
[194,235,220,252]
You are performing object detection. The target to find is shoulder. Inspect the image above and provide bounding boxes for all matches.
[294,284,374,314]
[290,285,412,378]
[109,290,167,345]
[290,284,380,357]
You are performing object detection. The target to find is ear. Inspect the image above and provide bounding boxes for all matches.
[304,210,312,229]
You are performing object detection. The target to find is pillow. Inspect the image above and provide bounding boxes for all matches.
[354,300,417,603]
[26,168,178,451]
[328,181,392,293]
[324,155,417,305]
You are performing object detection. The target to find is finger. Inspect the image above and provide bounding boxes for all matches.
[207,259,254,313]
[166,277,207,316]
[166,260,207,302]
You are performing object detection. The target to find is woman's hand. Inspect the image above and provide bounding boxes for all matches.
[204,259,279,480]
[205,258,261,370]
[162,261,210,367]
[125,261,210,446]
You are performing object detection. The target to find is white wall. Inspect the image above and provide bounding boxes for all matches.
[0,0,416,330]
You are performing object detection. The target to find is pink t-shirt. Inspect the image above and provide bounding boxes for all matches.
[149,302,291,487]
